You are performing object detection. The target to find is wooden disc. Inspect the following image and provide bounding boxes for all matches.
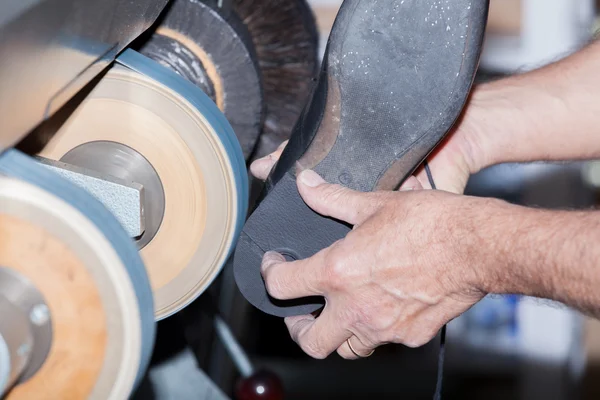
[38,63,241,319]
[0,176,143,399]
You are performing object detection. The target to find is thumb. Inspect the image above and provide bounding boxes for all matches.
[296,169,383,225]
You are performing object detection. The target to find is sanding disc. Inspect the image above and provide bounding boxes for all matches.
[138,0,264,159]
[33,50,247,320]
[0,152,154,399]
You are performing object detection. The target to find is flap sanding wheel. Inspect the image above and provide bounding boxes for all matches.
[0,151,155,399]
[137,0,264,159]
[21,50,248,320]
[233,0,320,159]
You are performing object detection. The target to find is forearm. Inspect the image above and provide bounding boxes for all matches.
[467,40,600,170]
[476,199,600,317]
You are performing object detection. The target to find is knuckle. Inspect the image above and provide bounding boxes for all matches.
[373,314,398,334]
[301,341,329,359]
[319,184,347,204]
[263,273,285,298]
[368,316,397,342]
[388,321,439,349]
[288,319,310,343]
[323,255,347,290]
[404,337,428,349]
[403,331,434,348]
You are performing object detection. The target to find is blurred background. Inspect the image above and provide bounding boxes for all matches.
[134,1,600,399]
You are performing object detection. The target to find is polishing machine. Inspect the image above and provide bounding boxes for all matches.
[0,0,249,398]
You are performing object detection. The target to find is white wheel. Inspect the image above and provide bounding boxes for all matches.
[36,50,248,319]
[0,175,147,399]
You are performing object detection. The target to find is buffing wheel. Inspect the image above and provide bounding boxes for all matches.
[233,0,319,159]
[32,50,247,320]
[138,0,264,159]
[0,157,154,399]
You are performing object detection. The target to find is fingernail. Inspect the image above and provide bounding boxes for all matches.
[255,153,276,165]
[399,187,415,192]
[277,140,288,150]
[261,251,285,275]
[250,158,270,175]
[299,169,325,187]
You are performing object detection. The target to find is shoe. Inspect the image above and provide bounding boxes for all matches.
[234,0,489,317]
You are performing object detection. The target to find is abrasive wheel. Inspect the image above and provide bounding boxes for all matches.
[30,50,248,320]
[0,150,155,399]
[138,0,264,159]
[233,0,319,158]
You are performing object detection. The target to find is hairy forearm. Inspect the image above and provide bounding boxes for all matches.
[475,199,600,317]
[466,40,600,171]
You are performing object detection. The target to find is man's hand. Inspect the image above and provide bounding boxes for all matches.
[259,170,487,359]
[252,162,600,358]
[248,109,488,358]
[244,40,600,359]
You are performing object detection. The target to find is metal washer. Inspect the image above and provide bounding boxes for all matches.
[0,268,52,383]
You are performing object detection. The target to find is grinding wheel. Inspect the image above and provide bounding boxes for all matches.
[138,0,264,159]
[0,150,155,399]
[31,50,248,320]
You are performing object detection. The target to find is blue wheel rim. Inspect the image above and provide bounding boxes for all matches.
[0,148,155,387]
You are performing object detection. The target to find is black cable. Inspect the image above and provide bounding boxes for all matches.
[424,160,446,400]
[424,160,437,191]
[433,325,447,400]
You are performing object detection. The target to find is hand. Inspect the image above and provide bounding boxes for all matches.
[248,100,489,359]
[260,170,487,359]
